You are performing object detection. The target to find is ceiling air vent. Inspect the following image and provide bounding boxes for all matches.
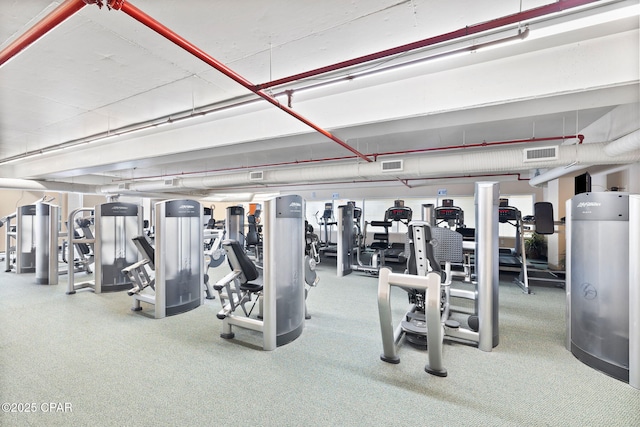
[249,171,264,181]
[523,146,558,163]
[118,183,130,190]
[381,159,403,173]
[163,178,177,187]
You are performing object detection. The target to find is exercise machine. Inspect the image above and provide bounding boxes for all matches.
[378,221,446,376]
[337,201,381,276]
[382,200,413,263]
[203,211,225,300]
[245,208,263,262]
[566,192,639,389]
[302,216,321,318]
[0,215,7,263]
[203,221,225,269]
[226,205,245,248]
[317,202,338,258]
[96,202,143,292]
[3,201,61,284]
[496,200,531,293]
[519,202,567,293]
[4,205,36,274]
[124,199,204,318]
[337,201,412,277]
[378,182,500,376]
[305,220,320,264]
[63,212,95,280]
[213,195,305,350]
[67,202,143,294]
[435,199,475,242]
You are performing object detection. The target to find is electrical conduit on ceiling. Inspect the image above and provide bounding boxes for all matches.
[254,0,603,90]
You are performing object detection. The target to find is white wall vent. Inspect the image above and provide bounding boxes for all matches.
[249,171,264,181]
[163,178,177,186]
[118,183,130,190]
[523,146,558,163]
[381,159,403,172]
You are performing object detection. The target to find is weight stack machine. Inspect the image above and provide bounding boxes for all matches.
[566,192,639,389]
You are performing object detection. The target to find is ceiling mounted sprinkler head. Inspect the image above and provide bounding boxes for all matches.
[106,0,125,11]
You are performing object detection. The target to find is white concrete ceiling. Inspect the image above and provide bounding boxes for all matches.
[0,0,638,197]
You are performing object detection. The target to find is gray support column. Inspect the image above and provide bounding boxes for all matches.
[262,201,276,350]
[475,182,499,351]
[565,198,573,352]
[377,268,399,364]
[35,203,58,285]
[629,194,639,390]
[336,204,353,277]
[421,204,436,225]
[154,202,166,319]
[4,213,16,272]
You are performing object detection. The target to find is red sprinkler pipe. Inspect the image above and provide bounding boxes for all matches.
[106,0,373,163]
[0,0,93,68]
[255,0,602,90]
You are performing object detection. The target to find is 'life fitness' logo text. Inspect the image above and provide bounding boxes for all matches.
[576,201,601,208]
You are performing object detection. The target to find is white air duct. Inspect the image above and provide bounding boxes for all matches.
[530,129,640,187]
[529,164,590,187]
[0,178,97,193]
[98,142,640,195]
[604,129,640,157]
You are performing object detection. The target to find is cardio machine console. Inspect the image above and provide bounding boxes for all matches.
[435,206,462,221]
[386,207,412,222]
[498,206,519,223]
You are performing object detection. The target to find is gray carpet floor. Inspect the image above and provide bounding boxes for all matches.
[1,261,638,426]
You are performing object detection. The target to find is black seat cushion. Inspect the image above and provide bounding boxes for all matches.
[228,241,262,292]
[370,242,389,250]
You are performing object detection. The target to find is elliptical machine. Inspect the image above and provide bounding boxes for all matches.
[317,202,338,259]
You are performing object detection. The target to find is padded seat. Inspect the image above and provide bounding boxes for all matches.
[369,220,391,250]
[226,240,262,290]
[370,241,389,250]
[214,239,264,319]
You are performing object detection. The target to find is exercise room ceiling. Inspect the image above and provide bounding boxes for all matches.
[0,0,638,197]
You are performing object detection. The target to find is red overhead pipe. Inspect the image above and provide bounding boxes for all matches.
[0,0,93,68]
[105,0,373,163]
[255,0,602,90]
